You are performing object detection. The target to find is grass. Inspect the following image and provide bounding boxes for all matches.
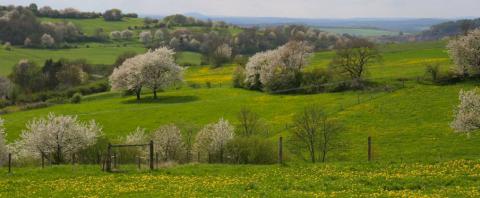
[1,160,480,197]
[0,44,146,76]
[40,17,145,36]
[318,27,400,37]
[309,41,452,80]
[176,51,202,66]
[3,40,479,164]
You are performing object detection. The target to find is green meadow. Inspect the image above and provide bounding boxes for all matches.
[318,27,400,37]
[2,40,479,164]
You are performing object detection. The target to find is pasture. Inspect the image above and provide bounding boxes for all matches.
[2,40,479,163]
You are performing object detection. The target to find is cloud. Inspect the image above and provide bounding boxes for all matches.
[0,0,479,18]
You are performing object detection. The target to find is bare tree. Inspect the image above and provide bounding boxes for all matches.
[329,38,381,88]
[236,106,260,137]
[291,106,341,163]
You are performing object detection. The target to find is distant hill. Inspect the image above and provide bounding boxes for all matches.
[167,13,449,33]
[417,18,480,40]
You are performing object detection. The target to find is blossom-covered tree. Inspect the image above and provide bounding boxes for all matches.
[211,43,232,67]
[109,48,182,100]
[121,30,134,40]
[15,113,102,164]
[139,31,152,44]
[0,117,7,165]
[141,47,182,98]
[244,41,312,92]
[110,31,122,40]
[0,76,12,99]
[193,118,234,163]
[124,127,148,144]
[41,33,55,48]
[451,88,480,133]
[109,54,145,100]
[447,29,480,76]
[152,124,184,161]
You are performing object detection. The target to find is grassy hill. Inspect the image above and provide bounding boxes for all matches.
[318,27,400,37]
[2,40,479,163]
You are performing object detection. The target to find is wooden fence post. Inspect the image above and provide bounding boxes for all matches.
[368,136,372,161]
[106,143,112,172]
[149,140,154,170]
[8,153,12,173]
[113,153,117,169]
[41,153,45,168]
[278,136,283,165]
[137,156,141,170]
[155,152,159,169]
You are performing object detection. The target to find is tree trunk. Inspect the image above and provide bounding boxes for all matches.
[136,87,142,100]
[153,89,157,99]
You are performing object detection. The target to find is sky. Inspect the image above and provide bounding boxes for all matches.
[0,0,479,19]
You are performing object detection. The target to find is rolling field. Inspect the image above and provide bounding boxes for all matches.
[318,27,400,37]
[0,44,146,76]
[1,39,480,197]
[2,41,479,163]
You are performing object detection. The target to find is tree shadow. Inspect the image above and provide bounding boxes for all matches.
[122,95,199,104]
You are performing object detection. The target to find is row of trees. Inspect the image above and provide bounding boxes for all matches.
[1,4,138,20]
[234,38,380,93]
[109,47,183,100]
[0,7,84,46]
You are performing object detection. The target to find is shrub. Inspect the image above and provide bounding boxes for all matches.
[451,88,480,133]
[70,92,82,104]
[225,137,276,164]
[425,63,440,82]
[232,66,246,88]
[4,42,12,51]
[301,68,331,94]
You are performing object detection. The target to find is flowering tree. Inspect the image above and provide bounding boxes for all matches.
[41,33,55,48]
[245,41,312,92]
[141,47,182,98]
[447,29,480,76]
[451,88,480,133]
[110,31,122,40]
[109,54,145,100]
[139,31,153,44]
[152,124,184,161]
[109,48,182,100]
[0,117,7,165]
[15,113,102,164]
[211,43,232,67]
[124,127,148,144]
[121,30,134,40]
[193,118,234,163]
[0,77,12,99]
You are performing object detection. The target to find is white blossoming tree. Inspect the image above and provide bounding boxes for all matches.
[141,47,182,99]
[139,31,153,44]
[109,48,182,100]
[193,118,234,163]
[121,30,134,40]
[41,33,55,48]
[0,117,7,165]
[245,41,312,92]
[110,31,122,40]
[447,29,480,76]
[451,88,480,133]
[152,124,184,162]
[15,113,103,164]
[109,54,146,100]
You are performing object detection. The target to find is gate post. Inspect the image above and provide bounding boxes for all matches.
[368,136,372,161]
[106,143,112,172]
